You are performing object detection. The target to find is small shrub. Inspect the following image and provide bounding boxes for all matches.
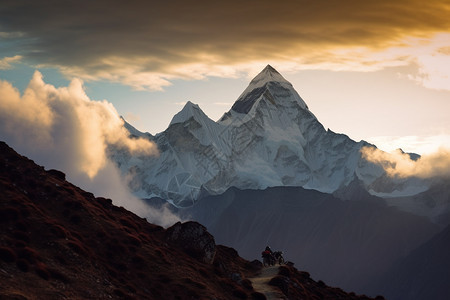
[232,288,248,299]
[278,266,291,277]
[0,246,16,262]
[120,218,137,230]
[69,214,82,225]
[64,187,75,195]
[157,274,171,283]
[269,276,289,295]
[125,284,136,293]
[127,234,142,247]
[96,197,113,208]
[50,224,67,238]
[198,267,208,278]
[20,207,30,218]
[96,230,106,238]
[184,278,206,289]
[0,207,19,222]
[17,247,40,264]
[251,292,267,300]
[13,231,30,243]
[113,288,126,297]
[107,267,118,278]
[54,254,67,265]
[16,259,29,272]
[15,240,27,248]
[15,221,28,231]
[113,262,127,272]
[47,169,66,180]
[35,263,50,280]
[241,279,253,290]
[67,240,87,256]
[70,231,83,241]
[300,271,310,280]
[131,254,146,266]
[48,268,70,283]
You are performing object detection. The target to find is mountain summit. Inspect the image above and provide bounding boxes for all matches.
[111,66,428,208]
[230,65,308,114]
[247,64,290,88]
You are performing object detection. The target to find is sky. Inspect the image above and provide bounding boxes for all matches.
[1,0,450,200]
[1,1,450,155]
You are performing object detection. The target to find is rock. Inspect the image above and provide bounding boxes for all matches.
[165,221,216,264]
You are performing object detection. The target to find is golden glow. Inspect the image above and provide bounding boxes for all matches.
[1,1,449,90]
[361,146,450,178]
[0,72,158,178]
[0,55,22,70]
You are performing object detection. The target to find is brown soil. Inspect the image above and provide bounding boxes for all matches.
[0,141,382,300]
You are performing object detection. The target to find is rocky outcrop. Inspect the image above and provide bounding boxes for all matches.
[165,221,216,264]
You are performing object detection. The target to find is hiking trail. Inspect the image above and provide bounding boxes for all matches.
[250,265,287,300]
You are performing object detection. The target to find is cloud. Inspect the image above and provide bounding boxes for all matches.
[0,55,22,69]
[1,0,449,90]
[0,72,182,226]
[367,134,450,155]
[361,146,450,179]
[407,33,450,90]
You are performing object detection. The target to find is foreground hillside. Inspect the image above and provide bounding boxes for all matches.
[0,141,379,299]
[177,185,438,295]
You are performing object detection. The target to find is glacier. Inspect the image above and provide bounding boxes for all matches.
[110,65,432,210]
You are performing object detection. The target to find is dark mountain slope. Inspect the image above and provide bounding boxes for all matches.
[368,223,450,300]
[179,186,439,295]
[0,141,377,299]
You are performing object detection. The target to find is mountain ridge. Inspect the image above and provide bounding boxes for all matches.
[0,140,380,299]
[113,65,448,224]
[112,66,385,205]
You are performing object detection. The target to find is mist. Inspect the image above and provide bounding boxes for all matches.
[361,146,450,179]
[0,71,182,227]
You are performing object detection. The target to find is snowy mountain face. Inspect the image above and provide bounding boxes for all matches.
[110,65,430,209]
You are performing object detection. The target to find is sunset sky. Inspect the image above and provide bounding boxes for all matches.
[1,0,450,155]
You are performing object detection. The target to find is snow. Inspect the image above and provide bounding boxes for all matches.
[169,101,206,126]
[110,65,433,212]
[231,64,308,114]
[246,65,291,90]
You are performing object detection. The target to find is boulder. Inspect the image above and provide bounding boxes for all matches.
[166,221,216,264]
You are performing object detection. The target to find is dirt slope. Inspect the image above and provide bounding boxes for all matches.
[0,141,382,299]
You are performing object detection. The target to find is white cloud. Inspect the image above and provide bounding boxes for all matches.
[367,134,450,155]
[0,55,22,69]
[361,146,450,179]
[0,72,182,227]
[405,33,450,91]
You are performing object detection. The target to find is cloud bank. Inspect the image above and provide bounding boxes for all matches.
[361,146,450,179]
[1,0,449,90]
[0,55,22,69]
[0,72,181,227]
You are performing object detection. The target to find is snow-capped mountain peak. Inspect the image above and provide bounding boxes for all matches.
[248,64,290,88]
[169,101,209,126]
[230,65,308,114]
[112,65,432,210]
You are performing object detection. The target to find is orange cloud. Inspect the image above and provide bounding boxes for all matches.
[0,71,157,178]
[0,73,183,226]
[361,146,450,179]
[1,1,449,89]
[0,55,22,69]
